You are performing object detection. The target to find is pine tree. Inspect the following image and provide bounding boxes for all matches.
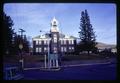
[78,10,97,55]
[3,12,14,55]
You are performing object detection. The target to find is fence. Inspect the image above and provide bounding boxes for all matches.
[4,66,23,80]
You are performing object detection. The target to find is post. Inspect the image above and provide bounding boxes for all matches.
[20,59,24,69]
[48,39,50,68]
[44,54,47,68]
[56,60,58,68]
[19,44,23,70]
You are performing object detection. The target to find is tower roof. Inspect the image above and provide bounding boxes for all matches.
[51,17,58,25]
[50,17,59,32]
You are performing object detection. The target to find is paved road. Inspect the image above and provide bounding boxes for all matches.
[4,58,117,80]
[23,63,116,80]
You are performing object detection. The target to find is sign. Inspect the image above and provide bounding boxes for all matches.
[49,54,58,60]
[19,44,23,50]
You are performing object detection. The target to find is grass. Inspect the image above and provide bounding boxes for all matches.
[61,53,105,61]
[4,53,114,64]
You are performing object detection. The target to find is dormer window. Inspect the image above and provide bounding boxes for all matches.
[54,21,56,25]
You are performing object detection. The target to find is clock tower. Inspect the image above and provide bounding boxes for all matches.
[50,17,60,54]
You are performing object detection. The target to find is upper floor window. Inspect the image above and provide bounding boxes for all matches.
[44,40,47,45]
[53,34,57,37]
[71,40,74,44]
[53,47,57,53]
[68,40,71,44]
[54,21,56,25]
[61,40,63,44]
[53,38,57,43]
[36,41,39,45]
[64,40,66,45]
[39,40,41,45]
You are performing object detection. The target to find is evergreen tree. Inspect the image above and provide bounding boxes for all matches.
[2,12,14,55]
[78,10,97,55]
[2,12,30,56]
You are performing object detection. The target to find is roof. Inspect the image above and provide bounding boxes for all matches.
[33,33,77,40]
[33,33,50,39]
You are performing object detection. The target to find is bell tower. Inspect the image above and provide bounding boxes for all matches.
[50,17,59,32]
[49,17,60,68]
[50,17,60,54]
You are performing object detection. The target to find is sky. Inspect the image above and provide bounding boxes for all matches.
[4,3,116,45]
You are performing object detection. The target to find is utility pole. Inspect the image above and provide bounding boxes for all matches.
[19,29,25,38]
[19,28,25,70]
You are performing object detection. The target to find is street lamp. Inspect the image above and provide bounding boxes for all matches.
[18,28,25,70]
[19,43,24,70]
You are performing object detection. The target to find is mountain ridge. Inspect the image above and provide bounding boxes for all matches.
[96,42,116,49]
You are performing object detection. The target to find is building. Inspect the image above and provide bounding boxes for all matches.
[32,17,77,55]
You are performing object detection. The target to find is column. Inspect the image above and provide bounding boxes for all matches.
[49,60,52,68]
[56,60,59,68]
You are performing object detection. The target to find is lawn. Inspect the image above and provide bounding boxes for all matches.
[4,53,115,64]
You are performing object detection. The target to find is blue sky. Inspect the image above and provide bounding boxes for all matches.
[4,3,116,45]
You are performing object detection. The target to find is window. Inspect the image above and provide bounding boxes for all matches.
[36,41,38,45]
[53,47,57,53]
[61,47,63,52]
[64,47,67,52]
[44,40,47,45]
[39,40,41,45]
[54,38,57,43]
[71,40,74,44]
[39,48,41,52]
[72,47,74,50]
[36,47,39,52]
[53,34,57,43]
[53,47,57,51]
[69,40,71,44]
[54,21,56,25]
[69,47,71,50]
[53,34,57,37]
[61,40,63,44]
[46,40,48,44]
[64,40,66,44]
[44,47,47,52]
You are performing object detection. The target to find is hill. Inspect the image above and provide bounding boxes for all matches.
[96,42,116,49]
